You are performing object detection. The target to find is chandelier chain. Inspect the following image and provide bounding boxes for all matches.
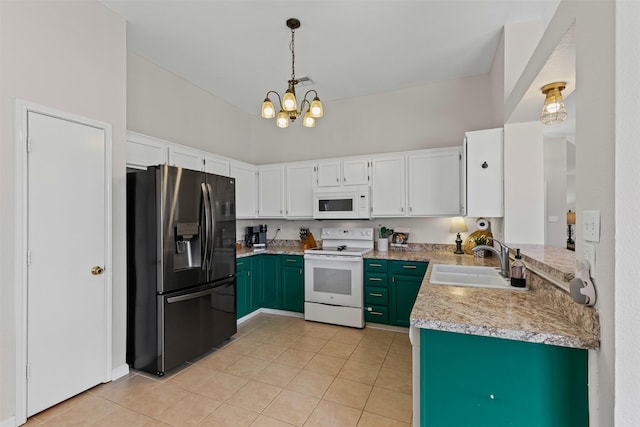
[290,27,296,82]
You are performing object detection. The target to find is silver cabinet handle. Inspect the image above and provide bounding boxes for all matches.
[370,311,384,316]
[285,259,297,262]
[369,263,382,267]
[369,292,383,297]
[369,277,382,281]
[403,265,417,269]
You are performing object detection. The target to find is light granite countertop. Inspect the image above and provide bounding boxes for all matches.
[408,251,599,350]
[235,242,599,350]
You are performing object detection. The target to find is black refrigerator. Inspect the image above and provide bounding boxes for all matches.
[126,165,237,375]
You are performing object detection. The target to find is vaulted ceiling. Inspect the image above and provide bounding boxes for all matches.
[101,1,561,115]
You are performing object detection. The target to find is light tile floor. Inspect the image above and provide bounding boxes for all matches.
[25,314,413,426]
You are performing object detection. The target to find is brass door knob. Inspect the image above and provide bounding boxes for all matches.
[91,266,104,275]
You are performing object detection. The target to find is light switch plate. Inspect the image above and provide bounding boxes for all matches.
[583,210,601,242]
[548,216,559,223]
[583,243,596,278]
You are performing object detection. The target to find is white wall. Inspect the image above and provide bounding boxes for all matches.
[503,19,544,103]
[127,52,253,163]
[544,136,568,248]
[0,1,126,423]
[249,74,497,164]
[503,122,545,244]
[615,1,640,425]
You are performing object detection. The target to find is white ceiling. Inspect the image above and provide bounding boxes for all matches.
[101,0,561,115]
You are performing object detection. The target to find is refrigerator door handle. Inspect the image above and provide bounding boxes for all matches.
[207,182,215,274]
[200,183,211,271]
[166,287,215,304]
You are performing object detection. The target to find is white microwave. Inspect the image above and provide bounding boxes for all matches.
[313,185,371,219]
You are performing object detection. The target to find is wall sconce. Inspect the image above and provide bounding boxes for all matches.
[450,217,468,254]
[540,82,568,125]
[567,210,576,251]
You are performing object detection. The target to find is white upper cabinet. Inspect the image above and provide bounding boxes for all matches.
[230,160,258,219]
[408,147,463,216]
[465,128,504,217]
[371,156,406,217]
[286,162,316,219]
[316,160,341,187]
[317,158,370,187]
[204,154,230,176]
[126,132,168,169]
[258,165,286,218]
[342,159,370,185]
[168,145,204,171]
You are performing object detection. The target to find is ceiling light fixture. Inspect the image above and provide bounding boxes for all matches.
[261,18,323,129]
[540,82,568,125]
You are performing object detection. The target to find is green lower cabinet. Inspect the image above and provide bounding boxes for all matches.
[420,329,588,427]
[281,259,304,312]
[389,274,422,327]
[260,254,281,309]
[235,258,252,318]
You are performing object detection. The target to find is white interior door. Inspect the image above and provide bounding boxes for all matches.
[26,112,108,416]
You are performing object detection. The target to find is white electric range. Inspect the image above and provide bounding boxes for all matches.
[303,227,374,328]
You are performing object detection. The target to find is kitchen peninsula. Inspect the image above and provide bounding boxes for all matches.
[238,242,599,427]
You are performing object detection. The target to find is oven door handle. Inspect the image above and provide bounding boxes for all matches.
[304,254,364,262]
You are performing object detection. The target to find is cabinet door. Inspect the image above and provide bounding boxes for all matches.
[465,128,504,217]
[258,165,285,218]
[168,145,204,171]
[204,154,230,176]
[231,161,258,219]
[342,159,369,185]
[236,258,251,318]
[371,156,406,217]
[260,255,281,309]
[408,148,462,216]
[389,274,422,327]
[281,261,304,313]
[421,329,588,427]
[317,160,341,187]
[286,163,315,218]
[126,132,168,169]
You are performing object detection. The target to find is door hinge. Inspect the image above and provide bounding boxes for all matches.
[26,137,32,153]
[27,250,32,266]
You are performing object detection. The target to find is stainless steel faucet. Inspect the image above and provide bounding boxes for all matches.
[472,239,511,278]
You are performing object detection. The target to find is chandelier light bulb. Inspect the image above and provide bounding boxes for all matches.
[303,111,316,128]
[309,97,323,118]
[276,110,289,128]
[261,98,275,119]
[282,89,297,112]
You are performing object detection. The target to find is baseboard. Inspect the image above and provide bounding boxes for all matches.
[237,308,304,325]
[365,323,409,333]
[111,363,129,381]
[259,308,304,319]
[0,416,16,427]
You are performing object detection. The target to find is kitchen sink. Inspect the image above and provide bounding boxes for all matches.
[429,264,526,290]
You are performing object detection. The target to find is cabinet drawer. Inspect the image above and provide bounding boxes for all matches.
[365,286,388,305]
[390,260,427,276]
[365,259,388,273]
[365,272,388,287]
[365,305,389,323]
[281,255,303,268]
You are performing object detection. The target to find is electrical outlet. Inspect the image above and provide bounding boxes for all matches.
[583,243,596,278]
[276,223,282,231]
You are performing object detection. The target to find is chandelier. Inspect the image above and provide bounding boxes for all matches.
[540,82,568,125]
[261,18,324,128]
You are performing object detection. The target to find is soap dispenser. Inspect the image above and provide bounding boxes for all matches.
[510,249,526,288]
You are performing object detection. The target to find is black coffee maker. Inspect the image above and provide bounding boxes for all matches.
[244,224,268,247]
